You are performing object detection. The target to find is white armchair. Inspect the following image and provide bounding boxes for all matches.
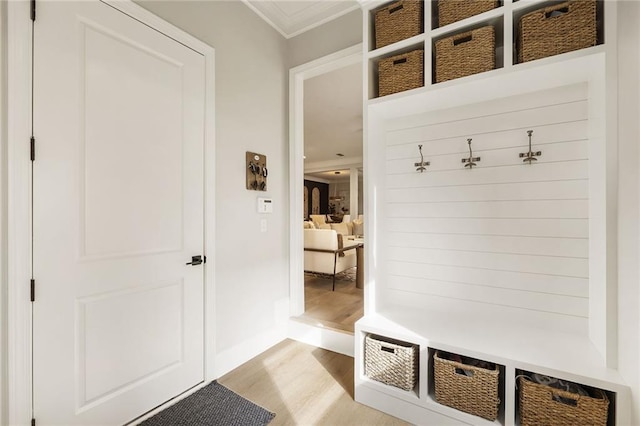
[304,229,359,290]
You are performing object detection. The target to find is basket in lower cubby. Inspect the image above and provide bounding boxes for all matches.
[517,372,610,426]
[433,350,501,421]
[364,334,419,392]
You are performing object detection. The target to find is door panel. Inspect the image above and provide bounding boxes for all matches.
[33,2,206,424]
[82,21,184,258]
[78,281,183,405]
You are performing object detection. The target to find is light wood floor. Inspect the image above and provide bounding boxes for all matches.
[218,339,409,426]
[298,272,363,333]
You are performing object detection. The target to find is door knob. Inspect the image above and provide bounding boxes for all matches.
[186,255,205,266]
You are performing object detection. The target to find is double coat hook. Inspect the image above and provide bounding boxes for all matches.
[461,138,481,169]
[415,144,430,172]
[519,130,542,164]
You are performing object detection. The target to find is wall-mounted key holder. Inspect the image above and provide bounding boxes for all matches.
[519,130,542,164]
[246,151,268,191]
[461,138,481,169]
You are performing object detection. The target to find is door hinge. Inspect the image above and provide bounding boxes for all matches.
[30,0,36,21]
[30,279,35,302]
[30,136,35,161]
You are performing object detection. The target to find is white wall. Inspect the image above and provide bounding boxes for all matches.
[135,0,290,376]
[0,1,7,424]
[288,9,362,68]
[616,1,640,423]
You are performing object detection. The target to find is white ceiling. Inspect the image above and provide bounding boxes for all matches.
[241,0,360,39]
[304,62,363,168]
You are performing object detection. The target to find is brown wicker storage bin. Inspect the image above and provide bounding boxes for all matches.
[434,26,495,83]
[518,0,597,63]
[364,334,418,391]
[374,0,423,49]
[378,49,424,97]
[434,351,500,421]
[438,0,499,27]
[519,376,609,426]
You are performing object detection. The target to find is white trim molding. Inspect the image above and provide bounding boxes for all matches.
[7,1,33,423]
[288,44,362,320]
[7,1,216,423]
[240,0,360,39]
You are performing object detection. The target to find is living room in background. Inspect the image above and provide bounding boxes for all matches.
[301,65,363,333]
[289,45,363,351]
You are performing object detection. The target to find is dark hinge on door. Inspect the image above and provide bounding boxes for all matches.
[30,137,35,161]
[30,0,36,21]
[31,418,36,426]
[30,279,35,302]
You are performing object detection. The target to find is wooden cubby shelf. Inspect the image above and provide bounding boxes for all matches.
[364,0,605,100]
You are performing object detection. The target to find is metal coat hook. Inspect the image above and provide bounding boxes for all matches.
[461,138,481,169]
[519,130,542,164]
[415,144,430,172]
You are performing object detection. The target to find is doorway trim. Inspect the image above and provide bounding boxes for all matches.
[5,1,216,423]
[288,44,362,319]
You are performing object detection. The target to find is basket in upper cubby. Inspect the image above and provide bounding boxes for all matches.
[433,351,500,421]
[374,0,423,49]
[437,0,499,28]
[517,0,597,63]
[378,49,424,97]
[518,375,609,426]
[364,334,419,391]
[434,26,495,83]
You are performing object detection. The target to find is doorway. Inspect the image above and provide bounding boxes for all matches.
[289,45,363,336]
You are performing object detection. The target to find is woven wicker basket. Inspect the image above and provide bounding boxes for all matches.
[374,0,423,49]
[519,376,609,426]
[433,351,500,421]
[438,0,499,27]
[364,334,418,391]
[518,0,597,63]
[434,26,495,83]
[378,49,424,97]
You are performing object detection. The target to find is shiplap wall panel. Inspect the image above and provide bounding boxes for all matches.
[381,84,590,321]
[386,200,588,219]
[386,261,588,297]
[386,180,589,203]
[386,140,588,174]
[386,233,588,259]
[386,102,587,146]
[386,120,588,158]
[387,218,588,238]
[387,247,588,277]
[386,276,588,317]
[387,161,588,188]
[386,83,588,132]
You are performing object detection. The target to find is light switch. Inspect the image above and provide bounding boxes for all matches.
[260,219,267,233]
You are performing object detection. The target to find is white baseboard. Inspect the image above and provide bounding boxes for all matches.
[287,319,354,357]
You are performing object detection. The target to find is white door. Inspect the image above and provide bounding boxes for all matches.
[33,1,206,424]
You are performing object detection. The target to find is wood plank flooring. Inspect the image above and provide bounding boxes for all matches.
[218,339,409,426]
[299,272,363,333]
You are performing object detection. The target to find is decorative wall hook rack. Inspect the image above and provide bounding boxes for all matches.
[519,130,542,164]
[246,151,268,191]
[414,144,430,172]
[461,138,480,169]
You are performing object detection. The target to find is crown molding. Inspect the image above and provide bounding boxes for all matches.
[241,0,360,39]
